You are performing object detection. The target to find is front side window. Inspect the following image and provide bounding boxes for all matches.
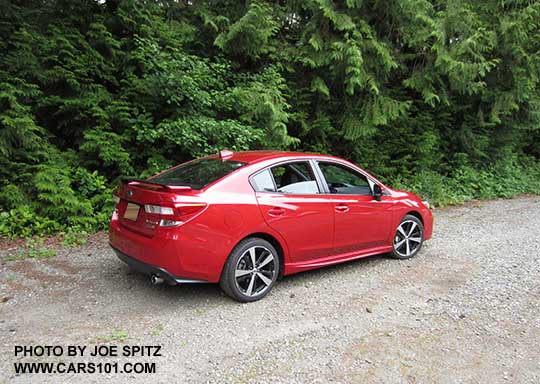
[151,158,246,190]
[318,162,371,195]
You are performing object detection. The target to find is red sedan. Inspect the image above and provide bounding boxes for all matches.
[110,150,433,302]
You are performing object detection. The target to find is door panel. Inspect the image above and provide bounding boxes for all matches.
[252,161,335,263]
[256,193,334,262]
[315,161,393,255]
[330,195,392,254]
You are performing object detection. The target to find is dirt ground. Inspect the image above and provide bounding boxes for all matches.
[1,196,539,383]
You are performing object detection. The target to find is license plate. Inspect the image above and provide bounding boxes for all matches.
[124,203,140,221]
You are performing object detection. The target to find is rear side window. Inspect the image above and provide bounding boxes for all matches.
[271,162,319,194]
[151,158,246,190]
[251,170,276,192]
[251,161,320,194]
[259,162,320,194]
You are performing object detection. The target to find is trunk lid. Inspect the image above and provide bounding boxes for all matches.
[114,179,204,237]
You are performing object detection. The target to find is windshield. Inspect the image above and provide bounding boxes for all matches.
[150,158,246,190]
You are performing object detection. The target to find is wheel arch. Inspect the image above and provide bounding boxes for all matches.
[405,210,424,225]
[233,232,286,278]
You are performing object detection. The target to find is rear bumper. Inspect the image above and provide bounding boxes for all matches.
[111,245,208,285]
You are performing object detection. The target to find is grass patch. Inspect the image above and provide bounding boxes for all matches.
[194,308,206,316]
[60,229,88,247]
[96,329,128,343]
[150,324,164,337]
[4,237,56,261]
[5,274,16,281]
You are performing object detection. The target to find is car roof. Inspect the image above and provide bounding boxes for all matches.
[211,150,337,164]
[203,150,388,190]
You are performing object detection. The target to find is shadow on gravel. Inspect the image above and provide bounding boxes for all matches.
[111,263,225,304]
[277,253,389,286]
[110,252,390,305]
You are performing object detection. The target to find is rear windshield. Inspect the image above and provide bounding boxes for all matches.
[150,158,246,190]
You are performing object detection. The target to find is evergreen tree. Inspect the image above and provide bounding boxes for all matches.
[0,0,539,236]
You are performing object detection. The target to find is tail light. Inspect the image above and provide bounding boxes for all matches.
[144,205,174,215]
[144,203,207,227]
[112,194,121,219]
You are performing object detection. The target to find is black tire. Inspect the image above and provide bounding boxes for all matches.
[389,214,424,260]
[220,237,280,302]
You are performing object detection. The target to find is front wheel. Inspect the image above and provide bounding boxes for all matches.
[220,238,280,302]
[390,214,424,259]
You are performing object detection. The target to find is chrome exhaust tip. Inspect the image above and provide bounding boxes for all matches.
[150,274,164,285]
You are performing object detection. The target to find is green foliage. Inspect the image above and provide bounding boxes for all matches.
[0,207,62,238]
[96,329,128,343]
[150,324,164,337]
[392,157,540,207]
[5,237,57,261]
[60,228,88,247]
[0,0,539,237]
[214,2,278,59]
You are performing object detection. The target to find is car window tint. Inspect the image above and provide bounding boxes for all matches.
[251,169,276,192]
[151,158,246,190]
[318,162,371,195]
[270,162,319,195]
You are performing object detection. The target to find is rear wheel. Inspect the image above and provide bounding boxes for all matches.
[390,215,424,259]
[220,238,279,302]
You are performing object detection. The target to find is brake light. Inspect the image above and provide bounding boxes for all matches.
[177,203,206,215]
[111,194,121,220]
[144,205,174,215]
[143,203,207,227]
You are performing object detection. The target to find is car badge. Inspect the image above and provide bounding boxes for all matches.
[127,190,133,197]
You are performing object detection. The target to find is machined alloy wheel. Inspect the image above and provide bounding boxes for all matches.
[390,215,424,259]
[220,238,280,302]
[234,246,276,297]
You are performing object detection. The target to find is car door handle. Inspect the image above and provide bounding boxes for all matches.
[268,207,285,217]
[335,204,349,213]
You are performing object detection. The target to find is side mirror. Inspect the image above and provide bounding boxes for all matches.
[373,184,383,201]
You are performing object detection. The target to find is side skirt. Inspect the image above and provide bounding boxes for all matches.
[283,245,393,275]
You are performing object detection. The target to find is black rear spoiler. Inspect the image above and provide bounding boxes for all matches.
[121,177,192,191]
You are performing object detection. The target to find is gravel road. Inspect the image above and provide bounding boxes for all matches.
[1,196,539,383]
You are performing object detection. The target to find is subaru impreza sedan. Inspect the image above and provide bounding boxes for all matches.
[110,150,433,302]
